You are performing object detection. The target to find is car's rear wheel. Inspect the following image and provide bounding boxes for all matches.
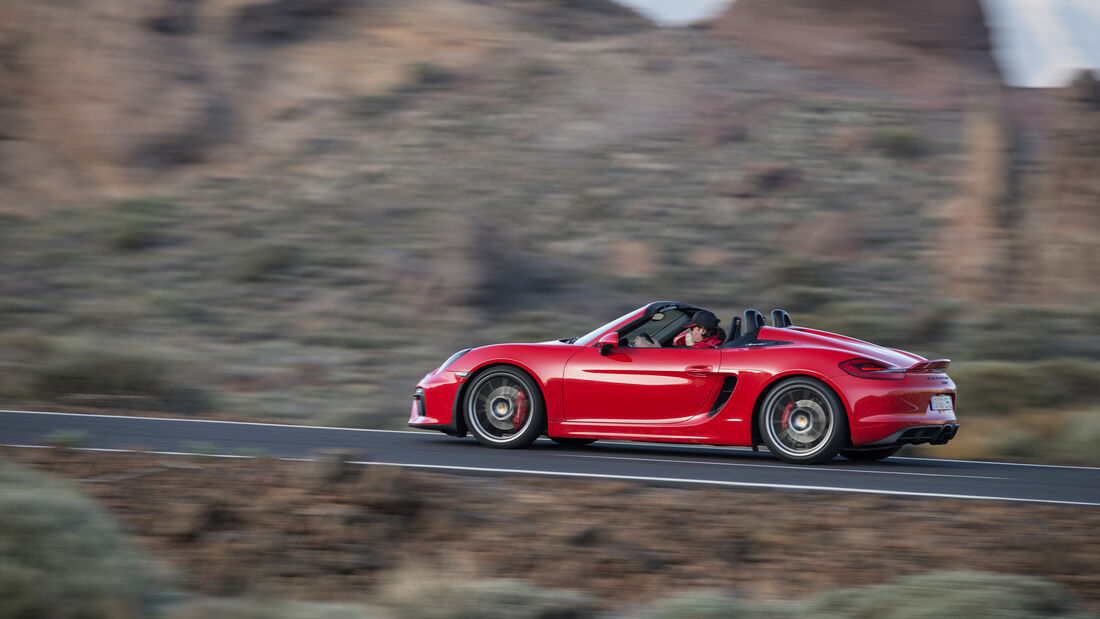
[464,366,544,449]
[840,446,902,461]
[759,377,849,464]
[549,437,597,447]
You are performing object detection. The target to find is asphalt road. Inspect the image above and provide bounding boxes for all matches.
[3,409,1098,506]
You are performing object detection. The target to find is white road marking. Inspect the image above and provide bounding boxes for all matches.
[0,409,419,434]
[889,455,1100,471]
[564,454,1007,480]
[1,444,1095,508]
[4,408,1100,472]
[357,462,1100,507]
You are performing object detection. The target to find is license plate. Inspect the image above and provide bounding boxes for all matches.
[931,394,953,411]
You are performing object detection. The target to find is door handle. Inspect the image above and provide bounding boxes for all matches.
[685,364,713,377]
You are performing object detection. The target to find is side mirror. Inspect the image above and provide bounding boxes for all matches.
[597,332,619,356]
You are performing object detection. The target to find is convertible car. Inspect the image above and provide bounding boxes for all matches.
[409,301,958,464]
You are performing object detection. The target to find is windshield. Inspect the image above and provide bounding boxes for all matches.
[618,308,691,346]
[573,308,643,346]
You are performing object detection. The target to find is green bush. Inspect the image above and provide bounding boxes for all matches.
[872,128,927,159]
[635,591,794,618]
[950,361,1040,415]
[440,571,1091,619]
[1035,358,1100,406]
[144,291,210,324]
[30,338,212,414]
[107,216,165,251]
[1053,410,1100,466]
[229,245,302,282]
[807,570,1090,619]
[954,305,1100,362]
[408,62,456,88]
[351,93,408,120]
[376,577,595,619]
[0,458,167,618]
[167,597,372,619]
[103,198,177,251]
[951,359,1100,415]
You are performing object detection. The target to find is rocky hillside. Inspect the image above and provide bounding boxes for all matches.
[6,447,1100,615]
[1029,72,1100,301]
[0,0,1097,426]
[706,0,1098,306]
[0,0,651,204]
[704,0,1001,107]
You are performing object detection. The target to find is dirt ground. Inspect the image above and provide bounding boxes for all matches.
[5,446,1099,612]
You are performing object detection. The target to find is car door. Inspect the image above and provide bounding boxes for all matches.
[561,344,722,424]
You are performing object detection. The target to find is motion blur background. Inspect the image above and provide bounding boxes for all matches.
[1,0,1098,458]
[3,2,1100,618]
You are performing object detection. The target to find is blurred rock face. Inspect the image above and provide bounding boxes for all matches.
[936,71,1100,305]
[0,0,1095,306]
[1033,71,1100,301]
[706,0,1100,304]
[0,0,650,202]
[705,0,1002,105]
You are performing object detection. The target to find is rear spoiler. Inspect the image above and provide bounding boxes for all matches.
[907,359,950,373]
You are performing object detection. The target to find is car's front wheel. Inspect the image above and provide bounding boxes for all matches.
[759,377,849,464]
[464,366,544,449]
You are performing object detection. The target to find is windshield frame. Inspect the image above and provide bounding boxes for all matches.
[573,307,647,346]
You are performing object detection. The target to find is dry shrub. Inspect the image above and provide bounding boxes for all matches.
[871,128,927,159]
[29,337,212,414]
[0,458,168,618]
[1054,409,1100,465]
[167,597,371,619]
[807,570,1090,619]
[228,245,303,282]
[951,359,1100,415]
[375,571,595,619]
[633,591,793,618]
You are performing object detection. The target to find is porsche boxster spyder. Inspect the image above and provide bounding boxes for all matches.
[409,301,958,464]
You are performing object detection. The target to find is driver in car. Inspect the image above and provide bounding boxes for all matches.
[633,310,725,349]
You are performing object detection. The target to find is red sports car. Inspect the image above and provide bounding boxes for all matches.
[409,301,958,464]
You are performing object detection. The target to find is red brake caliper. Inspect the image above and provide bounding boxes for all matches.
[780,402,793,430]
[512,390,529,429]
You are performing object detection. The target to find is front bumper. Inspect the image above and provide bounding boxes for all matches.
[408,370,465,436]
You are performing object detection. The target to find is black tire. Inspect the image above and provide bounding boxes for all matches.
[758,377,849,464]
[549,437,597,447]
[463,366,545,449]
[840,446,902,462]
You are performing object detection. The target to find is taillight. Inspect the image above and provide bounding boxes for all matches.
[839,358,906,380]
